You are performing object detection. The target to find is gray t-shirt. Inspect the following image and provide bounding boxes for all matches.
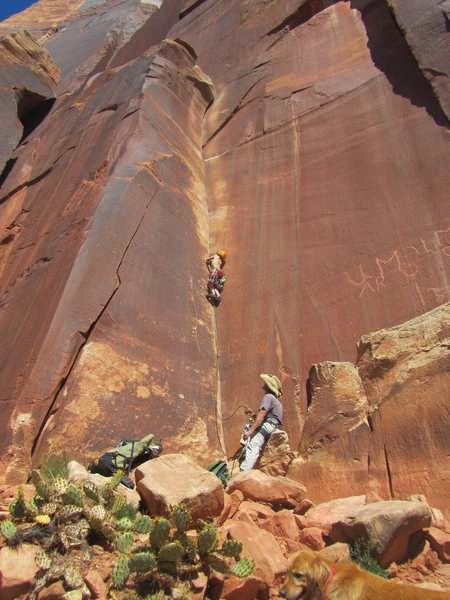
[259,393,282,424]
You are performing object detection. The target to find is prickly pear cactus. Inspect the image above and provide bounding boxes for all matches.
[158,542,183,563]
[32,470,50,501]
[88,504,106,521]
[112,556,130,589]
[40,502,58,515]
[58,530,70,552]
[116,502,136,522]
[184,538,196,563]
[207,552,230,574]
[58,505,83,521]
[129,551,157,573]
[62,484,83,507]
[1,520,18,542]
[101,471,123,507]
[150,517,170,550]
[110,494,127,515]
[83,480,99,502]
[117,517,133,531]
[173,504,190,533]
[116,531,134,554]
[231,557,254,578]
[9,486,27,518]
[220,538,242,558]
[101,521,117,543]
[134,514,152,534]
[197,525,217,557]
[53,476,69,495]
[35,550,52,571]
[63,565,83,589]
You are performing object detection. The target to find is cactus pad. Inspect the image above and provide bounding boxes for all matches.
[133,514,152,534]
[35,550,52,571]
[158,542,183,563]
[150,517,170,550]
[116,531,134,554]
[117,517,133,531]
[173,504,190,533]
[64,565,83,589]
[231,557,254,578]
[129,551,157,573]
[62,484,83,507]
[83,480,99,501]
[112,556,130,588]
[1,520,17,541]
[220,538,242,558]
[54,476,69,495]
[9,487,27,518]
[58,504,83,521]
[197,525,218,556]
[111,494,127,515]
[207,552,230,574]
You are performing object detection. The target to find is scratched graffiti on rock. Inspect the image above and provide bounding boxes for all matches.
[343,227,450,303]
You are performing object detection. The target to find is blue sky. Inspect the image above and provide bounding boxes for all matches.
[0,0,36,22]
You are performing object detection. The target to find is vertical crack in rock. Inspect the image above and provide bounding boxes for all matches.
[30,183,159,457]
[384,443,395,498]
[211,299,226,458]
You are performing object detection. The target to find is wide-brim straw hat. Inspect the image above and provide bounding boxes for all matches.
[260,373,283,397]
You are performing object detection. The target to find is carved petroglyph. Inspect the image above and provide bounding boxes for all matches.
[343,228,450,301]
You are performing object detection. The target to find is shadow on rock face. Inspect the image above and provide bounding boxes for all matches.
[350,0,448,127]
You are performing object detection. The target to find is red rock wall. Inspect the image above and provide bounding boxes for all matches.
[172,0,449,452]
[0,0,448,518]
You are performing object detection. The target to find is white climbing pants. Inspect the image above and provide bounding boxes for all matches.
[240,421,276,471]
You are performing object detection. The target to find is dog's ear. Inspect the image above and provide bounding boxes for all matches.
[307,553,331,587]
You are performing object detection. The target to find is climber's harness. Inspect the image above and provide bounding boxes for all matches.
[258,413,282,441]
[265,415,282,428]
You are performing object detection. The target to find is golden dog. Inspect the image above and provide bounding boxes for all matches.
[281,549,450,600]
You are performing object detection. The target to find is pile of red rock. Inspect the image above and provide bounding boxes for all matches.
[0,454,449,599]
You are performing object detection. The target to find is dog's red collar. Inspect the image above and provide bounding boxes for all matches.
[321,558,339,599]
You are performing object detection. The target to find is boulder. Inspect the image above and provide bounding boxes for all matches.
[222,521,288,585]
[36,581,66,599]
[425,526,450,563]
[227,470,306,508]
[298,526,325,550]
[238,500,276,520]
[218,492,233,525]
[84,569,107,599]
[219,574,266,600]
[303,496,366,535]
[135,454,224,523]
[0,544,39,600]
[330,500,432,566]
[260,509,300,542]
[258,430,294,476]
[293,498,314,515]
[67,461,140,508]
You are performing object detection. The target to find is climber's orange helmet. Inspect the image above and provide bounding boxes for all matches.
[217,250,228,260]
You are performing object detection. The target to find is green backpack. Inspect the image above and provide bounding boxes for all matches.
[207,459,229,486]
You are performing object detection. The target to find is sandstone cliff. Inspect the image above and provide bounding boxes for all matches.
[0,0,448,520]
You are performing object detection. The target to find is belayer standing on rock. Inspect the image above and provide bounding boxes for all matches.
[240,373,283,471]
[206,249,227,306]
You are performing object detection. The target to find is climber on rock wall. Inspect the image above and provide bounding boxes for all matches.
[240,373,283,471]
[206,249,227,306]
